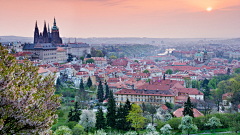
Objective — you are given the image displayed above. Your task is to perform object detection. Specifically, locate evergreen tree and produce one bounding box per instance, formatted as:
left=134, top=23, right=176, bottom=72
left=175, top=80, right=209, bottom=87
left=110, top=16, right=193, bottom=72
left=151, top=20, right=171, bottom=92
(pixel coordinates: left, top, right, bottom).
left=68, top=108, right=73, bottom=121
left=202, top=78, right=209, bottom=87
left=96, top=107, right=106, bottom=130
left=105, top=80, right=109, bottom=99
left=67, top=53, right=73, bottom=62
left=87, top=76, right=92, bottom=89
left=80, top=79, right=84, bottom=91
left=116, top=104, right=126, bottom=130
left=124, top=98, right=132, bottom=130
left=183, top=97, right=194, bottom=118
left=97, top=81, right=104, bottom=102
left=56, top=77, right=61, bottom=86
left=73, top=102, right=81, bottom=122
left=227, top=68, right=231, bottom=75
left=106, top=90, right=116, bottom=128
left=204, top=85, right=211, bottom=100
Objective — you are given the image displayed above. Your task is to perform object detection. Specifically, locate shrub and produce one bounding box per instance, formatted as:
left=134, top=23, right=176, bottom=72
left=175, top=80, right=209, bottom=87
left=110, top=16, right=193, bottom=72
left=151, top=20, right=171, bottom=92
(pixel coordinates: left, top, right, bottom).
left=160, top=124, right=172, bottom=135
left=65, top=121, right=78, bottom=129
left=58, top=110, right=65, bottom=118
left=94, top=129, right=107, bottom=135
left=156, top=120, right=165, bottom=129
left=167, top=117, right=181, bottom=132
left=193, top=116, right=205, bottom=130
left=124, top=131, right=138, bottom=135
left=54, top=126, right=72, bottom=135
left=72, top=124, right=85, bottom=135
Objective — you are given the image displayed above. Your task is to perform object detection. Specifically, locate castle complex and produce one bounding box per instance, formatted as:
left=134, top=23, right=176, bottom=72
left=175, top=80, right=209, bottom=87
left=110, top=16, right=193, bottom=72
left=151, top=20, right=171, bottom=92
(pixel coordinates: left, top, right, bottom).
left=34, top=17, right=62, bottom=44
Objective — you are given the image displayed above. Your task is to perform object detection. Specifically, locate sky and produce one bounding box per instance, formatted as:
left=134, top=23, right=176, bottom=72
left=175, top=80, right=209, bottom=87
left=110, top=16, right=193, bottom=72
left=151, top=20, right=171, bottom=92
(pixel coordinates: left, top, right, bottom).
left=0, top=0, right=240, bottom=38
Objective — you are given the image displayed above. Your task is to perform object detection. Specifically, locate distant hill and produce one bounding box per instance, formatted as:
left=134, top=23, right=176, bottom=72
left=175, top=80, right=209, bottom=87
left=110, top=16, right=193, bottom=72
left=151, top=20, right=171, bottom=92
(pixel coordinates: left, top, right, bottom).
left=0, top=36, right=236, bottom=45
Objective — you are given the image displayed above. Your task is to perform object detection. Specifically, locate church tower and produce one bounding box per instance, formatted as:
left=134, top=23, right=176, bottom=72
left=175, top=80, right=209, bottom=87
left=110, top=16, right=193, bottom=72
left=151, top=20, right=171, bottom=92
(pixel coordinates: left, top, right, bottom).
left=34, top=21, right=39, bottom=43
left=51, top=17, right=62, bottom=44
left=203, top=48, right=208, bottom=62
left=42, top=21, right=49, bottom=43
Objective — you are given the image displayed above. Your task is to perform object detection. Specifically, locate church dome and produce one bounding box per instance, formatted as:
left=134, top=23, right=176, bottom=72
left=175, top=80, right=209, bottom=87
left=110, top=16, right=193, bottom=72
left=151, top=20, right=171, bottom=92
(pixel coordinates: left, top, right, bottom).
left=195, top=53, right=203, bottom=57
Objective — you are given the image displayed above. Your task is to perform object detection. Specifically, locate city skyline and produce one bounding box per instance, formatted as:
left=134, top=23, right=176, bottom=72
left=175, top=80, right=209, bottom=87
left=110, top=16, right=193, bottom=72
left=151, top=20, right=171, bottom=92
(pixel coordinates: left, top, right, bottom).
left=0, top=0, right=239, bottom=38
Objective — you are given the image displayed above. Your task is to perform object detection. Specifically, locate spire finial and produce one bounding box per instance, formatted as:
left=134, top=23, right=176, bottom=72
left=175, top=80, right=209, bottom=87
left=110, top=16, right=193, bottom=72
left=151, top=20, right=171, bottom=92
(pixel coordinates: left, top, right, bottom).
left=54, top=17, right=56, bottom=26
left=35, top=20, right=38, bottom=28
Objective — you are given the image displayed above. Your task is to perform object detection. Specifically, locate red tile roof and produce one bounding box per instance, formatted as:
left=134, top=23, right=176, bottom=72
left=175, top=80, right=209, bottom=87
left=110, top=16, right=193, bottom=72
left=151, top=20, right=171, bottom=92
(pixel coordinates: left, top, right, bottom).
left=15, top=51, right=33, bottom=57
left=173, top=108, right=204, bottom=117
left=115, top=89, right=174, bottom=97
left=161, top=104, right=168, bottom=111
left=57, top=47, right=66, bottom=52
left=175, top=88, right=204, bottom=95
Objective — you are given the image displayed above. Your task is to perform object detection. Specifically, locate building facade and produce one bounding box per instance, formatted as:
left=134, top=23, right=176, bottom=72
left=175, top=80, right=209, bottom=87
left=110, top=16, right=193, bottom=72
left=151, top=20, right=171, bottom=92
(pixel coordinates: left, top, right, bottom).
left=23, top=43, right=57, bottom=63
left=56, top=47, right=67, bottom=63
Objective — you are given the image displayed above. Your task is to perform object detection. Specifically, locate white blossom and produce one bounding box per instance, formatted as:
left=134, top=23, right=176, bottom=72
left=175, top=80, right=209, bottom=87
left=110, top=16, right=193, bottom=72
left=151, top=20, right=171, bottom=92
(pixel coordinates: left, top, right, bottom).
left=94, top=129, right=107, bottom=135
left=53, top=126, right=72, bottom=135
left=178, top=115, right=198, bottom=134
left=143, top=124, right=159, bottom=135
left=124, top=131, right=138, bottom=135
left=160, top=124, right=172, bottom=135
left=79, top=110, right=96, bottom=131
left=205, top=117, right=222, bottom=127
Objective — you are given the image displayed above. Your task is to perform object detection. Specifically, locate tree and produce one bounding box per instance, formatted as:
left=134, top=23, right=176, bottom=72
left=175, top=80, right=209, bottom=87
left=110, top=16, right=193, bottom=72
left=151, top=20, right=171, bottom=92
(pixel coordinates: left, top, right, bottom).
left=184, top=77, right=191, bottom=88
left=0, top=45, right=61, bottom=134
left=116, top=104, right=126, bottom=130
left=56, top=77, right=61, bottom=86
left=110, top=54, right=117, bottom=59
left=72, top=124, right=85, bottom=135
left=97, top=81, right=104, bottom=102
left=105, top=81, right=109, bottom=99
left=143, top=70, right=149, bottom=73
left=183, top=97, right=194, bottom=118
left=235, top=68, right=240, bottom=74
left=160, top=124, right=172, bottom=135
left=79, top=110, right=96, bottom=132
left=72, top=102, right=81, bottom=122
left=144, top=124, right=159, bottom=135
left=86, top=54, right=91, bottom=58
left=106, top=90, right=116, bottom=128
left=202, top=78, right=209, bottom=87
left=165, top=102, right=174, bottom=109
left=145, top=104, right=157, bottom=125
left=126, top=104, right=146, bottom=131
left=54, top=126, right=72, bottom=135
left=205, top=117, right=222, bottom=133
left=86, top=58, right=94, bottom=63
left=227, top=68, right=231, bottom=75
left=134, top=60, right=139, bottom=63
left=77, top=79, right=88, bottom=109
left=211, top=89, right=223, bottom=111
left=230, top=91, right=240, bottom=111
left=208, top=78, right=217, bottom=89
left=178, top=115, right=198, bottom=135
left=67, top=53, right=73, bottom=62
left=87, top=77, right=92, bottom=89
left=80, top=56, right=84, bottom=62
left=204, top=85, right=211, bottom=100
left=124, top=98, right=132, bottom=130
left=165, top=69, right=173, bottom=74
left=96, top=107, right=106, bottom=130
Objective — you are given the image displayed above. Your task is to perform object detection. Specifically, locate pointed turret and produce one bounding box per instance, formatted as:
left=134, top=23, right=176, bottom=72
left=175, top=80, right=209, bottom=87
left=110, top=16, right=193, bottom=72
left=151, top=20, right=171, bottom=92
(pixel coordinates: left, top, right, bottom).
left=52, top=17, right=58, bottom=30
left=34, top=20, right=39, bottom=44
left=43, top=20, right=48, bottom=38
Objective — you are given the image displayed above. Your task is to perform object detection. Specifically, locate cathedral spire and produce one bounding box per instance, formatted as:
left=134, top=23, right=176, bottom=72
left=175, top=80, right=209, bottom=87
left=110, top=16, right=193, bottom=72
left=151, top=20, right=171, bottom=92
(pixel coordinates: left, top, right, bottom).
left=35, top=20, right=38, bottom=28
left=48, top=23, right=50, bottom=32
left=54, top=17, right=56, bottom=26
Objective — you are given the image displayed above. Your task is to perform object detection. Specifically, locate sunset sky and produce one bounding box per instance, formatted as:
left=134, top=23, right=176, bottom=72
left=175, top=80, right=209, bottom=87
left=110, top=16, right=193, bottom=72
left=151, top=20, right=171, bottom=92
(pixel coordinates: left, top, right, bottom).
left=0, top=0, right=239, bottom=38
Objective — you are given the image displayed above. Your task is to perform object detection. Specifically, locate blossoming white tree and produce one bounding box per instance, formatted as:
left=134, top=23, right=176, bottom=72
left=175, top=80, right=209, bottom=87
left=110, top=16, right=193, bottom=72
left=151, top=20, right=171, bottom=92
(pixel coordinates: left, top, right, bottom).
left=143, top=124, right=159, bottom=135
left=0, top=45, right=61, bottom=134
left=205, top=117, right=222, bottom=133
left=93, top=129, right=107, bottom=135
left=54, top=126, right=72, bottom=135
left=160, top=124, right=172, bottom=135
left=124, top=131, right=138, bottom=135
left=79, top=110, right=96, bottom=132
left=178, top=115, right=198, bottom=135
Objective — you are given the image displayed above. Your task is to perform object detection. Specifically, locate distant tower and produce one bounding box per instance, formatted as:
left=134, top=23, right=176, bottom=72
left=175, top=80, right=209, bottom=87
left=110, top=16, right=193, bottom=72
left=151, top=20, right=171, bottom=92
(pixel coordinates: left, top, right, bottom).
left=48, top=23, right=51, bottom=42
left=163, top=73, right=165, bottom=80
left=34, top=21, right=39, bottom=43
left=42, top=21, right=49, bottom=43
left=51, top=17, right=62, bottom=44
left=203, top=48, right=208, bottom=62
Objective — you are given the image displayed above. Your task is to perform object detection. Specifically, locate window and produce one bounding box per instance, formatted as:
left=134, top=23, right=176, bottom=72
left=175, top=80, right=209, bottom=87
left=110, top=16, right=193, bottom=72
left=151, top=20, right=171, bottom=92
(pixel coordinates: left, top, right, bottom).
left=121, top=98, right=123, bottom=101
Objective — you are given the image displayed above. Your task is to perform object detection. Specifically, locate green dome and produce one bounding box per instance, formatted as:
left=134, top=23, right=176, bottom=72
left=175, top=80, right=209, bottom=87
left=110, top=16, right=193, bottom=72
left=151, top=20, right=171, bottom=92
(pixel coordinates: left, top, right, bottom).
left=195, top=53, right=203, bottom=57
left=204, top=49, right=207, bottom=53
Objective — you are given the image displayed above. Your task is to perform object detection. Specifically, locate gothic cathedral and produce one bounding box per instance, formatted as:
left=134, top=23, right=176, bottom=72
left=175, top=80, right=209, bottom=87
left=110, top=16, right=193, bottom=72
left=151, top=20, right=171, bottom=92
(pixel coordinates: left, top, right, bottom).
left=34, top=17, right=62, bottom=44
